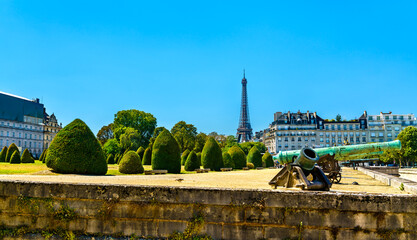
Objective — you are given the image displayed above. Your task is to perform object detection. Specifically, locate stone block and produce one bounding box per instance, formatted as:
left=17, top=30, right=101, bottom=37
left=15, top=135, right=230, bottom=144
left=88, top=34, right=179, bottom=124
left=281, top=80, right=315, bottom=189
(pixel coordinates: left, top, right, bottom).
left=222, top=225, right=264, bottom=240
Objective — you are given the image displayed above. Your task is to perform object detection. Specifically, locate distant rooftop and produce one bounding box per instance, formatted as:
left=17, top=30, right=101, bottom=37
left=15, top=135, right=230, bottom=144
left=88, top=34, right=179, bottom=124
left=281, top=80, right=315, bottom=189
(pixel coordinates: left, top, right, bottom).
left=0, top=91, right=33, bottom=102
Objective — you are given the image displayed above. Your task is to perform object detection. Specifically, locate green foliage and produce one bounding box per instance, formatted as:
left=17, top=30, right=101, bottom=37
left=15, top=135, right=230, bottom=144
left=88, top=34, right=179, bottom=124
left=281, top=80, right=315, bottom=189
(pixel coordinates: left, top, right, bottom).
left=142, top=147, right=152, bottom=165
left=196, top=152, right=202, bottom=167
left=45, top=118, right=107, bottom=175
left=151, top=129, right=181, bottom=173
left=398, top=126, right=417, bottom=166
left=201, top=137, right=223, bottom=171
left=119, top=127, right=141, bottom=152
left=39, top=149, right=47, bottom=163
left=6, top=143, right=19, bottom=162
left=247, top=146, right=262, bottom=168
left=222, top=135, right=238, bottom=152
left=181, top=149, right=191, bottom=165
left=171, top=121, right=198, bottom=152
left=239, top=142, right=266, bottom=154
left=102, top=138, right=120, bottom=157
left=380, top=148, right=401, bottom=164
left=148, top=127, right=167, bottom=150
left=136, top=146, right=145, bottom=159
left=21, top=149, right=35, bottom=163
left=194, top=133, right=207, bottom=153
left=228, top=145, right=247, bottom=169
left=106, top=154, right=115, bottom=164
left=10, top=150, right=21, bottom=164
left=96, top=123, right=113, bottom=145
left=399, top=183, right=404, bottom=191
left=336, top=114, right=342, bottom=122
left=262, top=152, right=274, bottom=168
left=247, top=162, right=255, bottom=169
left=118, top=151, right=144, bottom=174
left=0, top=146, right=7, bottom=162
left=222, top=152, right=234, bottom=168
left=184, top=150, right=199, bottom=171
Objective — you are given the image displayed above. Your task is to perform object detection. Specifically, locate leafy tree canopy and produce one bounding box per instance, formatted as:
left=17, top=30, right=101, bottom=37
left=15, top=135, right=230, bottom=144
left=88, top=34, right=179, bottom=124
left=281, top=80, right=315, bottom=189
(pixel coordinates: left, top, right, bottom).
left=120, top=127, right=141, bottom=152
left=194, top=132, right=208, bottom=153
left=171, top=121, right=197, bottom=152
left=102, top=138, right=121, bottom=157
left=336, top=114, right=342, bottom=122
left=239, top=142, right=266, bottom=155
left=96, top=123, right=113, bottom=145
left=149, top=127, right=167, bottom=149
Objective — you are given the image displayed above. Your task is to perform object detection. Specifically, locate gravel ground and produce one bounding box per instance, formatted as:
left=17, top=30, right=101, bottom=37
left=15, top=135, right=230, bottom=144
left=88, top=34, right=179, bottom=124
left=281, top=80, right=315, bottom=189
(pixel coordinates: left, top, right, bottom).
left=0, top=167, right=409, bottom=195
left=399, top=168, right=417, bottom=182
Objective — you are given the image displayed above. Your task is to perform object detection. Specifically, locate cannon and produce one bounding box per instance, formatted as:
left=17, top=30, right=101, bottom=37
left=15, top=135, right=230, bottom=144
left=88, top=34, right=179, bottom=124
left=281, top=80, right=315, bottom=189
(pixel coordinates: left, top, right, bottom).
left=269, top=140, right=401, bottom=190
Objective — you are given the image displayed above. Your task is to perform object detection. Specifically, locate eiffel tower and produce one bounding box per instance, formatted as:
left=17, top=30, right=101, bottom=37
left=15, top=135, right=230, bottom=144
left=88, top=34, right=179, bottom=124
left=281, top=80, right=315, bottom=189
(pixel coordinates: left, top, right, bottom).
left=236, top=70, right=253, bottom=143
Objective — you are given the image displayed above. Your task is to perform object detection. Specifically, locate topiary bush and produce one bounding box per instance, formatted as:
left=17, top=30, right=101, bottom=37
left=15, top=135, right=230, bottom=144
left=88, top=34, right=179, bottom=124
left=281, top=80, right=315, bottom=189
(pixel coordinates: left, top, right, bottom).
left=247, top=146, right=262, bottom=168
left=6, top=143, right=19, bottom=163
left=247, top=162, right=255, bottom=169
left=136, top=146, right=145, bottom=160
left=142, top=147, right=152, bottom=165
left=222, top=152, right=235, bottom=169
left=262, top=152, right=274, bottom=168
left=45, top=118, right=107, bottom=175
left=196, top=152, right=202, bottom=167
left=184, top=150, right=199, bottom=171
left=201, top=137, right=223, bottom=171
left=39, top=149, right=47, bottom=163
left=107, top=154, right=115, bottom=164
left=118, top=151, right=144, bottom=174
left=228, top=145, right=246, bottom=169
left=0, top=146, right=7, bottom=162
left=9, top=150, right=21, bottom=164
left=181, top=149, right=190, bottom=165
left=151, top=129, right=181, bottom=173
left=21, top=149, right=35, bottom=163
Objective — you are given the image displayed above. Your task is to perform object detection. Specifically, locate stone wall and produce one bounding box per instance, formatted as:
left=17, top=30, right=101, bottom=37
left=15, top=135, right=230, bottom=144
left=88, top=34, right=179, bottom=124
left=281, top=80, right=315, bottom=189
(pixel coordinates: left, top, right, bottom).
left=0, top=179, right=416, bottom=239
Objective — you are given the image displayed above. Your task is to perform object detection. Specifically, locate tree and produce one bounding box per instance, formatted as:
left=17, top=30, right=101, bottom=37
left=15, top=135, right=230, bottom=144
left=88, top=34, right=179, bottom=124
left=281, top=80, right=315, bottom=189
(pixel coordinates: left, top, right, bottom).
left=181, top=149, right=191, bottom=165
left=148, top=127, right=167, bottom=150
left=96, top=123, right=113, bottom=145
left=119, top=151, right=144, bottom=174
left=151, top=129, right=181, bottom=173
left=142, top=147, right=152, bottom=165
left=0, top=146, right=7, bottom=162
left=184, top=150, right=199, bottom=171
left=136, top=146, right=145, bottom=159
left=120, top=127, right=141, bottom=152
left=228, top=145, right=246, bottom=169
left=107, top=154, right=115, bottom=164
left=239, top=142, right=266, bottom=155
left=336, top=114, right=342, bottom=122
left=102, top=138, right=121, bottom=158
left=112, top=109, right=157, bottom=148
left=21, top=149, right=35, bottom=163
left=201, top=137, right=223, bottom=171
left=397, top=126, right=417, bottom=166
left=380, top=149, right=401, bottom=165
left=194, top=133, right=208, bottom=153
left=262, top=152, right=274, bottom=168
left=171, top=121, right=197, bottom=152
left=247, top=146, right=262, bottom=168
left=222, top=152, right=235, bottom=168
left=39, top=149, right=48, bottom=163
left=45, top=119, right=107, bottom=175
left=9, top=150, right=21, bottom=164
left=6, top=143, right=19, bottom=163
left=222, top=135, right=238, bottom=152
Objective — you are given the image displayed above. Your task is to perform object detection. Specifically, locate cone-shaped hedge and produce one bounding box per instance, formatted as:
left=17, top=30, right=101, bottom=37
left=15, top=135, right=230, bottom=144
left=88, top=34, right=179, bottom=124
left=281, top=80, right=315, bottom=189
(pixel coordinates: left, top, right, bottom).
left=196, top=152, right=202, bottom=167
left=45, top=119, right=107, bottom=175
left=142, top=148, right=152, bottom=165
left=107, top=154, right=115, bottom=164
left=119, top=151, right=144, bottom=174
left=136, top=146, right=145, bottom=160
left=201, top=137, right=223, bottom=171
left=228, top=145, right=246, bottom=169
left=10, top=150, right=21, bottom=164
left=184, top=150, right=199, bottom=171
left=222, top=152, right=235, bottom=168
left=0, top=146, right=7, bottom=162
left=151, top=129, right=181, bottom=173
left=262, top=152, right=274, bottom=168
left=247, top=146, right=262, bottom=168
left=6, top=143, right=19, bottom=163
left=39, top=149, right=47, bottom=163
left=181, top=149, right=190, bottom=165
left=21, top=149, right=35, bottom=163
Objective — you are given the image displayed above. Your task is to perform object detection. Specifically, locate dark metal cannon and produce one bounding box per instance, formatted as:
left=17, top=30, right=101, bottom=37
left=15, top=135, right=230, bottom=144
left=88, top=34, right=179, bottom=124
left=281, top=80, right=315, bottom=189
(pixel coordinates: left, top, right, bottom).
left=269, top=140, right=401, bottom=190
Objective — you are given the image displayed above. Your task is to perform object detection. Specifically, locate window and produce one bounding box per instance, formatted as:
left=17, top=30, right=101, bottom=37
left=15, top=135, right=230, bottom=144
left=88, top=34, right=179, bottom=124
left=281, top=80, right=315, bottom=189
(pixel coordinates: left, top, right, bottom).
left=369, top=116, right=373, bottom=120
left=325, top=125, right=329, bottom=130
left=362, top=137, right=366, bottom=142
left=349, top=125, right=353, bottom=130
left=371, top=133, right=376, bottom=137
left=356, top=132, right=360, bottom=136
left=356, top=125, right=359, bottom=130
left=326, top=133, right=330, bottom=137
left=337, top=125, right=341, bottom=130
left=326, top=138, right=329, bottom=143
left=395, top=127, right=400, bottom=131
left=320, top=138, right=323, bottom=142
left=356, top=137, right=360, bottom=142
left=387, top=133, right=392, bottom=137
left=377, top=116, right=380, bottom=120
left=362, top=132, right=366, bottom=136
left=343, top=125, right=347, bottom=130
left=331, top=125, right=335, bottom=130
left=305, top=137, right=308, bottom=141
left=379, top=133, right=384, bottom=137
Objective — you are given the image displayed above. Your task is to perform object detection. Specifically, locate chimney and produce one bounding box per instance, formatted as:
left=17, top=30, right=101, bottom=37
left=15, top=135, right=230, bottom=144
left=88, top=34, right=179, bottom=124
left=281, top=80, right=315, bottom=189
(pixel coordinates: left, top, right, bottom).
left=307, top=110, right=310, bottom=120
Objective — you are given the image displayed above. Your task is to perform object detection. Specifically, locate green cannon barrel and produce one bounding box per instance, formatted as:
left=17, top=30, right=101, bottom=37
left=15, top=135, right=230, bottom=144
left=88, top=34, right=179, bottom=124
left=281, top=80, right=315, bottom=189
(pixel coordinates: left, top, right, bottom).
left=274, top=140, right=401, bottom=164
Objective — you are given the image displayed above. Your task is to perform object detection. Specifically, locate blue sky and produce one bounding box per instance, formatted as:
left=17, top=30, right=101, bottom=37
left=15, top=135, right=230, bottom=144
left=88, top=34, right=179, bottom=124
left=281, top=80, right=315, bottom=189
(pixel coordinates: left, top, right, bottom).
left=1, top=1, right=416, bottom=136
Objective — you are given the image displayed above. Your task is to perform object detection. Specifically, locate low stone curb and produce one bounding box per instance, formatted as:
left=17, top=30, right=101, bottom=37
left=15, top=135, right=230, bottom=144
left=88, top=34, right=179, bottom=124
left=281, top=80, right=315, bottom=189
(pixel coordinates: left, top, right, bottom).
left=358, top=167, right=417, bottom=194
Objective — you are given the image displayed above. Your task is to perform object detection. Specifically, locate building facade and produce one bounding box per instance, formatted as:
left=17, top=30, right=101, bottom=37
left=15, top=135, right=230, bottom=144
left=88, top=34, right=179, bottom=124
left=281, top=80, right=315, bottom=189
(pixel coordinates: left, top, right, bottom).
left=257, top=110, right=416, bottom=154
left=0, top=92, right=62, bottom=158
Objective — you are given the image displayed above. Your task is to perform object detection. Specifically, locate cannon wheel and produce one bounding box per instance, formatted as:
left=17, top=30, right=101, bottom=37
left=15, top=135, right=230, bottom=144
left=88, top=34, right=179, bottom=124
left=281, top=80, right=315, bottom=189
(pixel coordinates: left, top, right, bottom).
left=329, top=172, right=342, bottom=184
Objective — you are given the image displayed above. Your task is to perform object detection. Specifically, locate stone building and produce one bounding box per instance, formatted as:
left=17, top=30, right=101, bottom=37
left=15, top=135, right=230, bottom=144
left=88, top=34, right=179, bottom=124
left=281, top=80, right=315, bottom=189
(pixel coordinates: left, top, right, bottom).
left=43, top=113, right=62, bottom=149
left=367, top=112, right=416, bottom=142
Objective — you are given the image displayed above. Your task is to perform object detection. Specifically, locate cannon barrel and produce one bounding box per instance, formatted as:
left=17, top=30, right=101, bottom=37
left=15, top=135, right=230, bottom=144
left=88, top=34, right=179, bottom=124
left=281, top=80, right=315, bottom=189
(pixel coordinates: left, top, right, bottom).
left=274, top=140, right=401, bottom=165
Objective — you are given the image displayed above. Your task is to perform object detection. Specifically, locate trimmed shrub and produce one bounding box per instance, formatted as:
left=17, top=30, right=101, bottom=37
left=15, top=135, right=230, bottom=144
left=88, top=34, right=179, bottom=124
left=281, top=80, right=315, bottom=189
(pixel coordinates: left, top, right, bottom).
left=184, top=150, right=199, bottom=171
left=0, top=146, right=7, bottom=162
left=228, top=145, right=246, bottom=169
left=142, top=148, right=152, bottom=165
left=136, top=146, right=145, bottom=160
left=247, top=146, right=262, bottom=168
left=45, top=118, right=107, bottom=175
left=262, top=152, right=274, bottom=168
left=247, top=162, right=255, bottom=169
left=201, top=137, right=223, bottom=171
left=107, top=154, right=115, bottom=164
left=119, top=151, right=144, bottom=174
left=39, top=149, right=47, bottom=163
left=151, top=129, right=181, bottom=174
left=181, top=149, right=190, bottom=165
left=222, top=152, right=235, bottom=169
left=21, top=149, right=35, bottom=163
left=196, top=152, right=202, bottom=167
left=10, top=150, right=21, bottom=164
left=6, top=143, right=19, bottom=163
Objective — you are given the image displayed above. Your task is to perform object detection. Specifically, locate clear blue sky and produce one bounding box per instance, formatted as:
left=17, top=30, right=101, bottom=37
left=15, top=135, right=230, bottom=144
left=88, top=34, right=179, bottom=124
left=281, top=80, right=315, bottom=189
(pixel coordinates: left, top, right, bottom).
left=1, top=1, right=416, bottom=136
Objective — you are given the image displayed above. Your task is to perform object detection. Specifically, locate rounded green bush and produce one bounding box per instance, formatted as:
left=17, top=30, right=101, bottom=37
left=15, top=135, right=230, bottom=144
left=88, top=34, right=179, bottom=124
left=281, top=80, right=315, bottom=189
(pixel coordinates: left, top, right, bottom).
left=151, top=129, right=181, bottom=173
left=184, top=150, right=199, bottom=171
left=222, top=152, right=235, bottom=168
left=247, top=162, right=255, bottom=169
left=9, top=150, right=21, bottom=164
left=201, top=137, right=223, bottom=171
left=45, top=118, right=107, bottom=175
left=181, top=149, right=190, bottom=165
left=247, top=146, right=262, bottom=168
left=262, top=152, right=274, bottom=168
left=142, top=147, right=152, bottom=165
left=6, top=143, right=19, bottom=163
left=0, top=146, right=7, bottom=162
left=196, top=152, right=202, bottom=167
left=21, top=149, right=35, bottom=163
left=107, top=154, right=115, bottom=164
left=136, top=146, right=145, bottom=160
left=119, top=151, right=144, bottom=174
left=39, top=149, right=48, bottom=163
left=228, top=145, right=246, bottom=169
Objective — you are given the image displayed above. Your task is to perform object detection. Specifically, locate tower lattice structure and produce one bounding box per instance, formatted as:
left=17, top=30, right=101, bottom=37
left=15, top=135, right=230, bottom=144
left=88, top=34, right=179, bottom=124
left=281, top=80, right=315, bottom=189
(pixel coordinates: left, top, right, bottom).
left=236, top=71, right=253, bottom=143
